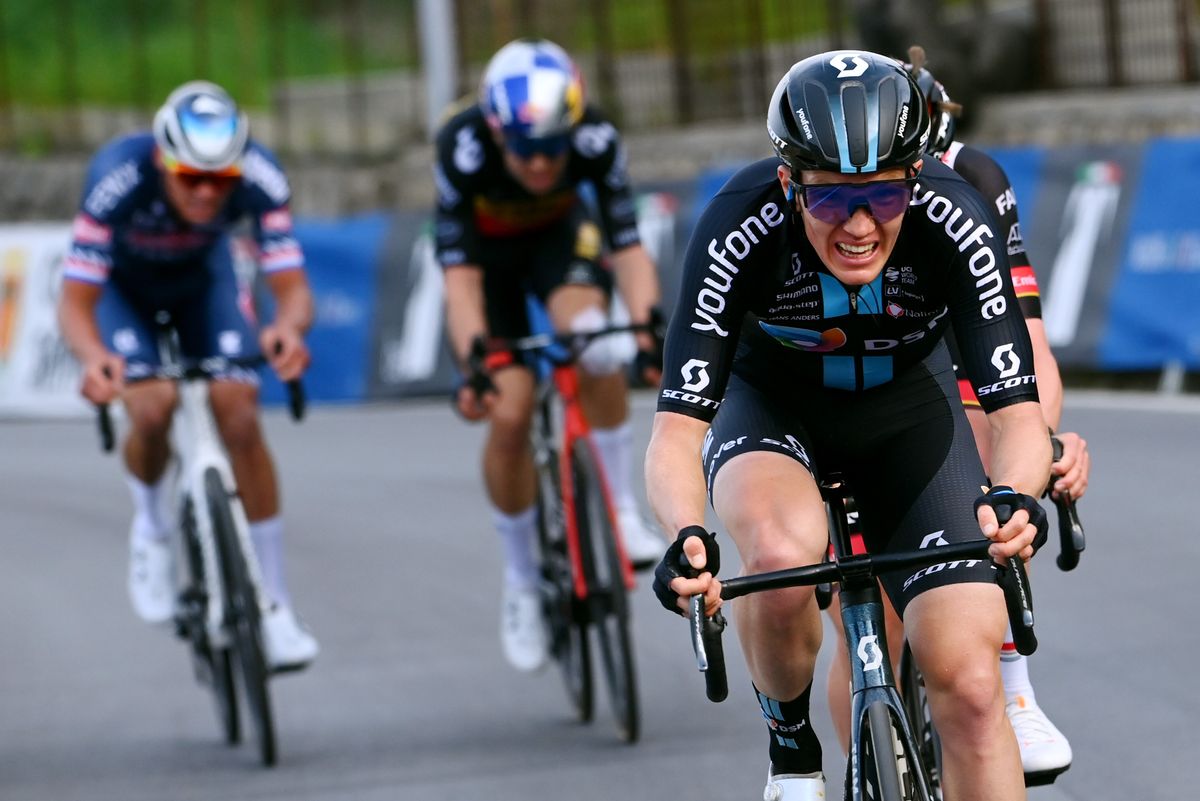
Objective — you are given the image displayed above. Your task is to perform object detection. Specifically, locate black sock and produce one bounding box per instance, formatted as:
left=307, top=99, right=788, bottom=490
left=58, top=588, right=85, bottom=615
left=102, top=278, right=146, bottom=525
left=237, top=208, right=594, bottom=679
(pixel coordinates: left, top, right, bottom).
left=756, top=682, right=823, bottom=775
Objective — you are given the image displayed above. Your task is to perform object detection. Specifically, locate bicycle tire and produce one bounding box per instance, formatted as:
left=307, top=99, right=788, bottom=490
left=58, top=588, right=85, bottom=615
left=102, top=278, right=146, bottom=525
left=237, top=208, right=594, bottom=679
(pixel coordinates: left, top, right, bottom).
left=571, top=439, right=640, bottom=743
left=180, top=496, right=239, bottom=745
left=861, top=700, right=908, bottom=801
left=900, top=643, right=944, bottom=800
left=206, top=468, right=277, bottom=767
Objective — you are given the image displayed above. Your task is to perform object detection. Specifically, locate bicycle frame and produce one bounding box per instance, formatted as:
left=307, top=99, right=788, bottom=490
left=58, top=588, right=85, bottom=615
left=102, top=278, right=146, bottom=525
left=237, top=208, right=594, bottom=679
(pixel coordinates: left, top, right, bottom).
left=532, top=354, right=635, bottom=601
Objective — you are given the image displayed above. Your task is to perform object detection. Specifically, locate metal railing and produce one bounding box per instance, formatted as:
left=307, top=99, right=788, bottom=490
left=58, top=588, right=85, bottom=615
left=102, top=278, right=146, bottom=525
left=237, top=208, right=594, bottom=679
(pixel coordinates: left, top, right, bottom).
left=0, top=0, right=1195, bottom=158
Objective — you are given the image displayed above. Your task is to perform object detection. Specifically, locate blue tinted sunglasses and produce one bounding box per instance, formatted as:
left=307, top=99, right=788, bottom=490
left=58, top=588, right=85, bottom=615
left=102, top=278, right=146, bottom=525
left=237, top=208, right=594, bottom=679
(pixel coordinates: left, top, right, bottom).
left=505, top=132, right=571, bottom=160
left=797, top=175, right=918, bottom=225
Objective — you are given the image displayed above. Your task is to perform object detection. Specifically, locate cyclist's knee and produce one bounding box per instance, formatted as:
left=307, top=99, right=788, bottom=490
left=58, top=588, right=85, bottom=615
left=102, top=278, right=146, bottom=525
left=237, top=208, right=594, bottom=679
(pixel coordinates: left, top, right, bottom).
left=210, top=385, right=263, bottom=451
left=919, top=646, right=1002, bottom=740
left=123, top=382, right=176, bottom=437
left=570, top=306, right=634, bottom=377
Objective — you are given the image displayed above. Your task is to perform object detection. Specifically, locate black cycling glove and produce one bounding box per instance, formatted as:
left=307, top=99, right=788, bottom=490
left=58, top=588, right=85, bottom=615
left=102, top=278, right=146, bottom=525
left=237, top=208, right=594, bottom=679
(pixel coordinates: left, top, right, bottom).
left=973, top=485, right=1049, bottom=554
left=632, top=306, right=665, bottom=384
left=652, top=525, right=720, bottom=615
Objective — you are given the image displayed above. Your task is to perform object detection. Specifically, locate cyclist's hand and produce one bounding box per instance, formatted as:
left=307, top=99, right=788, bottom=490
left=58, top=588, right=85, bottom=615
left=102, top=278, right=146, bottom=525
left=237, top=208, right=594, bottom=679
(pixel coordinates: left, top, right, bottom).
left=633, top=306, right=665, bottom=387
left=652, top=525, right=721, bottom=617
left=81, top=352, right=125, bottom=405
left=1049, top=432, right=1089, bottom=500
left=260, top=324, right=310, bottom=382
left=974, top=485, right=1049, bottom=564
left=453, top=335, right=507, bottom=421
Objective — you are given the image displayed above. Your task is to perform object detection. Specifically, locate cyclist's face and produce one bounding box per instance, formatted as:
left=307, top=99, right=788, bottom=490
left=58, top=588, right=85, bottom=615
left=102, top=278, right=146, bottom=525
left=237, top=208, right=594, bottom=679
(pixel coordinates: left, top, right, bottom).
left=781, top=162, right=919, bottom=287
left=498, top=134, right=570, bottom=195
left=161, top=165, right=239, bottom=225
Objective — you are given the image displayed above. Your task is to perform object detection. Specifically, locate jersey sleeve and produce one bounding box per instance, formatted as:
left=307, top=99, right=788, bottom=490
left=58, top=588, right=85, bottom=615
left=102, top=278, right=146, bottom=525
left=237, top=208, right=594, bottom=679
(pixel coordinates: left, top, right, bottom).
left=64, top=143, right=142, bottom=285
left=939, top=177, right=1040, bottom=412
left=432, top=117, right=484, bottom=268
left=572, top=111, right=641, bottom=253
left=657, top=189, right=780, bottom=422
left=241, top=144, right=305, bottom=274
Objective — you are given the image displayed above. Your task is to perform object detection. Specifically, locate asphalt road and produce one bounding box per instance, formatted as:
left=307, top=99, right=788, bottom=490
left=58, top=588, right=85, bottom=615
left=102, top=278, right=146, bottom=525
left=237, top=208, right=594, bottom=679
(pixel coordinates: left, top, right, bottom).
left=2, top=390, right=1195, bottom=800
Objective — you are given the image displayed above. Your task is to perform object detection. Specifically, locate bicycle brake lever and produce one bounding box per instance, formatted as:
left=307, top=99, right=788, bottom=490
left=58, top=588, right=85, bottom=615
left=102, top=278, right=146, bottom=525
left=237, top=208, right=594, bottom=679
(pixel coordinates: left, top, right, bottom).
left=690, top=595, right=729, bottom=702
left=1053, top=492, right=1085, bottom=571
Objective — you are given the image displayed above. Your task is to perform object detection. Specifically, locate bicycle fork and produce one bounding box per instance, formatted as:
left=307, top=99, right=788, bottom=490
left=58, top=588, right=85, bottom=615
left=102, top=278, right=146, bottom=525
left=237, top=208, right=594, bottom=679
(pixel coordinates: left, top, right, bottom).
left=841, top=581, right=935, bottom=801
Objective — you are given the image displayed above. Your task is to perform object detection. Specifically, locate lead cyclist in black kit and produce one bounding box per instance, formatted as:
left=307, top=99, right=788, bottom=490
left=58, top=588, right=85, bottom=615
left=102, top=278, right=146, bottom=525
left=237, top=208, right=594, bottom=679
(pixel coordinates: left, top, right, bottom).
left=648, top=51, right=1050, bottom=800
left=821, top=46, right=1091, bottom=786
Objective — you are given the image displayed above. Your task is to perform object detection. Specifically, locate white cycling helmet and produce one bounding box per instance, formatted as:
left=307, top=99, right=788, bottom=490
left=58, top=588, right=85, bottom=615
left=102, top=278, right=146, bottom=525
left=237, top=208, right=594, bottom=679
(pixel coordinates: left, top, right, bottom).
left=152, top=80, right=249, bottom=173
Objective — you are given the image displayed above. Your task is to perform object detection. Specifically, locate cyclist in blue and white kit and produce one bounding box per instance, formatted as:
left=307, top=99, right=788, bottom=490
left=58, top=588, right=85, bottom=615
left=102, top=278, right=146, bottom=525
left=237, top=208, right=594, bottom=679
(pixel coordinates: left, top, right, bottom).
left=648, top=52, right=1050, bottom=800
left=57, top=81, right=318, bottom=671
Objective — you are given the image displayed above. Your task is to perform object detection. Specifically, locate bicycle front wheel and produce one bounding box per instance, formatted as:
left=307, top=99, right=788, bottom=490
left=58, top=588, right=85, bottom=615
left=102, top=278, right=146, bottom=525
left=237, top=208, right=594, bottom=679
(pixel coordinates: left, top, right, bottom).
left=206, top=468, right=277, bottom=767
left=180, top=497, right=239, bottom=745
left=571, top=439, right=639, bottom=743
left=536, top=452, right=593, bottom=723
left=900, top=643, right=944, bottom=800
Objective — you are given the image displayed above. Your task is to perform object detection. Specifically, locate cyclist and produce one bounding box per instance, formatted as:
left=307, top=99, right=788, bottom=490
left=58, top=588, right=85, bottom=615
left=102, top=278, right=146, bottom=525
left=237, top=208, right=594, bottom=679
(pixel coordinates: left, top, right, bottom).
left=434, top=39, right=665, bottom=672
left=57, top=80, right=318, bottom=671
left=648, top=51, right=1050, bottom=800
left=821, top=46, right=1090, bottom=784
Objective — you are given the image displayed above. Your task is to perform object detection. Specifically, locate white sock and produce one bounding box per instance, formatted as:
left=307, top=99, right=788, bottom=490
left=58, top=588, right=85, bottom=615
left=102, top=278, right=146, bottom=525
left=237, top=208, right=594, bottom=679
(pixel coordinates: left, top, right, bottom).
left=125, top=470, right=172, bottom=543
left=250, top=515, right=289, bottom=607
left=1000, top=624, right=1036, bottom=703
left=493, top=506, right=540, bottom=590
left=590, top=421, right=635, bottom=513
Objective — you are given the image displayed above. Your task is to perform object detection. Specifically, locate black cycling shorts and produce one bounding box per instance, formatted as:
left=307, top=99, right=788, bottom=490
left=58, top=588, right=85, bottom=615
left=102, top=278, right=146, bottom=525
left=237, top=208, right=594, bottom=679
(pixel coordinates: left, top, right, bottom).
left=476, top=202, right=613, bottom=340
left=700, top=341, right=997, bottom=615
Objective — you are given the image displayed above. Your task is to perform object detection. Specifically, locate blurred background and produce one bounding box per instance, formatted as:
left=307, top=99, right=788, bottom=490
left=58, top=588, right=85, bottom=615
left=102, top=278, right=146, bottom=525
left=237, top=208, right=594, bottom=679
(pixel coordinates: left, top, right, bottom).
left=2, top=0, right=1200, bottom=412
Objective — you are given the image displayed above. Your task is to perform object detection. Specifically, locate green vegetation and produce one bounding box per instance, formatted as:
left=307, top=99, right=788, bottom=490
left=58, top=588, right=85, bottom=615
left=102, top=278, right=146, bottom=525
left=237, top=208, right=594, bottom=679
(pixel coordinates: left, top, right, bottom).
left=0, top=0, right=419, bottom=109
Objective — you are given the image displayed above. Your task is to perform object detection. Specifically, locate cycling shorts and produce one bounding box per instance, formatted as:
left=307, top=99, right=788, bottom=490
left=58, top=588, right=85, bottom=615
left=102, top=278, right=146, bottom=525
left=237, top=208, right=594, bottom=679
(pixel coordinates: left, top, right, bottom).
left=476, top=202, right=613, bottom=340
left=96, top=238, right=260, bottom=383
left=699, top=342, right=997, bottom=616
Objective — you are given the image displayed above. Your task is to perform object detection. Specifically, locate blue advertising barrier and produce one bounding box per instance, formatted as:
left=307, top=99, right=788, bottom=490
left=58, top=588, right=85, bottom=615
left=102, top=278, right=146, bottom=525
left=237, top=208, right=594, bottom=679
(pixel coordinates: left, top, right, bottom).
left=258, top=212, right=388, bottom=405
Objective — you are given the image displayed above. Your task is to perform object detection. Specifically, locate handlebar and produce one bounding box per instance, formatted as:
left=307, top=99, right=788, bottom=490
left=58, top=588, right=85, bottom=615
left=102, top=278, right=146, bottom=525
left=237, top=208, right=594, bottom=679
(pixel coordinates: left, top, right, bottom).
left=1048, top=436, right=1085, bottom=571
left=470, top=321, right=661, bottom=370
left=92, top=355, right=305, bottom=454
left=688, top=513, right=1040, bottom=702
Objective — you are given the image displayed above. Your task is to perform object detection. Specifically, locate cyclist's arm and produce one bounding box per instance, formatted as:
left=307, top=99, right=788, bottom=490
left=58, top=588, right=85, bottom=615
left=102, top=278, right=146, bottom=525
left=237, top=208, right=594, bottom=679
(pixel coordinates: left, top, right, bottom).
left=608, top=243, right=661, bottom=350
left=58, top=278, right=125, bottom=403
left=264, top=268, right=313, bottom=336
left=645, top=411, right=710, bottom=534
left=985, top=401, right=1053, bottom=499
left=443, top=265, right=488, bottom=367
left=1027, top=317, right=1062, bottom=431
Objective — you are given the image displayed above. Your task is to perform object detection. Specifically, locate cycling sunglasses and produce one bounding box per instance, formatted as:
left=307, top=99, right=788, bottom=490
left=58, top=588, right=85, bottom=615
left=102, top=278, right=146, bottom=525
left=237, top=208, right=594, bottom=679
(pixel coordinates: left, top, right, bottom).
left=504, top=132, right=571, bottom=160
left=173, top=171, right=241, bottom=191
left=797, top=175, right=918, bottom=225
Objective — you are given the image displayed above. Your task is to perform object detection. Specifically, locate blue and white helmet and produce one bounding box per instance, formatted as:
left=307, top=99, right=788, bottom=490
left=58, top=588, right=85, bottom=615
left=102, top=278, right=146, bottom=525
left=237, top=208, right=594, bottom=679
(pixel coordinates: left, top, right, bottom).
left=479, top=39, right=584, bottom=156
left=152, top=80, right=249, bottom=173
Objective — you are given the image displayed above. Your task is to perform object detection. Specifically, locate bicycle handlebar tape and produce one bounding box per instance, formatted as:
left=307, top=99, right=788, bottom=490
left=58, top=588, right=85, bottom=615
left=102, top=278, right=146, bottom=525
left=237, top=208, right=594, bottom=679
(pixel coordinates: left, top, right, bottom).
left=286, top=380, right=306, bottom=422
left=97, top=404, right=115, bottom=453
left=982, top=490, right=1038, bottom=655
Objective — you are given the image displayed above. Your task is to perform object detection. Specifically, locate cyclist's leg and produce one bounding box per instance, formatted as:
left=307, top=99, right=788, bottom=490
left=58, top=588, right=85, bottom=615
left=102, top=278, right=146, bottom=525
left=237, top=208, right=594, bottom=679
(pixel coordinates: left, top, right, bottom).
left=97, top=284, right=181, bottom=622
left=963, top=405, right=1072, bottom=777
left=703, top=377, right=828, bottom=790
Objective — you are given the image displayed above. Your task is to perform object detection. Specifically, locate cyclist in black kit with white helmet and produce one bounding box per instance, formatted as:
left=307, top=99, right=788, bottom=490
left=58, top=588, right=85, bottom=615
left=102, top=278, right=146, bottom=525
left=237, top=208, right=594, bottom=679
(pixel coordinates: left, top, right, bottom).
left=648, top=51, right=1050, bottom=800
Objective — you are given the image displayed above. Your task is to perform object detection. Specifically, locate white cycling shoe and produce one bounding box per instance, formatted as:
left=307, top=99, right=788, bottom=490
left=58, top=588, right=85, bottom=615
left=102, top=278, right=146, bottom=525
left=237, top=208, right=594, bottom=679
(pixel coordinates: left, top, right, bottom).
left=1007, top=695, right=1072, bottom=782
left=500, top=585, right=548, bottom=672
left=763, top=768, right=826, bottom=801
left=617, top=506, right=667, bottom=570
left=261, top=604, right=319, bottom=672
left=128, top=534, right=175, bottom=624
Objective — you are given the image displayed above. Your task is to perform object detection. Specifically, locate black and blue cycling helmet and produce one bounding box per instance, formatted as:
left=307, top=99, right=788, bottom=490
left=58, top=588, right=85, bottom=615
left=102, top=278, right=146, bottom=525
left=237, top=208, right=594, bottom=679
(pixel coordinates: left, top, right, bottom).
left=767, top=50, right=930, bottom=174
left=904, top=45, right=962, bottom=156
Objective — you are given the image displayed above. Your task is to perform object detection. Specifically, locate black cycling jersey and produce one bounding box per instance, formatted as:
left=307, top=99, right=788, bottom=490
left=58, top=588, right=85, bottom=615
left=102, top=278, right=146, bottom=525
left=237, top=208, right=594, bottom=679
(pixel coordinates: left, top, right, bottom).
left=433, top=103, right=641, bottom=267
left=658, top=157, right=1039, bottom=420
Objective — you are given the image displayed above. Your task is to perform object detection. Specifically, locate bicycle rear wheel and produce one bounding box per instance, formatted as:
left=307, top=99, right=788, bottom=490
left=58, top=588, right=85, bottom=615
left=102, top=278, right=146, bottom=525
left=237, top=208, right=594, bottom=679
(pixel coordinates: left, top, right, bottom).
left=206, top=468, right=277, bottom=767
left=571, top=439, right=639, bottom=743
left=536, top=449, right=593, bottom=723
left=900, top=643, right=944, bottom=800
left=179, top=496, right=239, bottom=744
